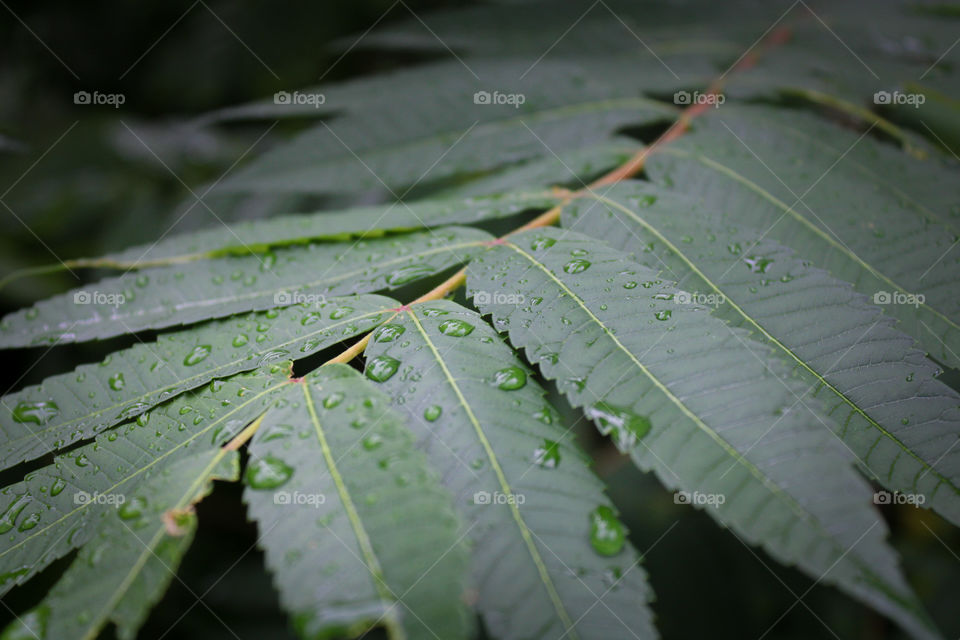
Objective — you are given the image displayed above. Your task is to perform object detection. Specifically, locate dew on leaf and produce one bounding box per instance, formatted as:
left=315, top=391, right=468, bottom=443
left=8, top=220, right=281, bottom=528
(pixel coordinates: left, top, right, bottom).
left=108, top=372, right=125, bottom=391
left=365, top=356, right=401, bottom=382
left=589, top=505, right=626, bottom=556
left=533, top=439, right=561, bottom=468
left=386, top=264, right=435, bottom=286
left=493, top=367, right=527, bottom=390
left=438, top=319, right=474, bottom=337
left=424, top=405, right=442, bottom=421
left=563, top=259, right=591, bottom=274
left=183, top=345, right=212, bottom=366
left=586, top=402, right=652, bottom=449
left=118, top=496, right=147, bottom=520
left=373, top=324, right=406, bottom=343
left=530, top=236, right=556, bottom=251
left=246, top=456, right=294, bottom=490
left=323, top=392, right=344, bottom=409
left=11, top=401, right=60, bottom=425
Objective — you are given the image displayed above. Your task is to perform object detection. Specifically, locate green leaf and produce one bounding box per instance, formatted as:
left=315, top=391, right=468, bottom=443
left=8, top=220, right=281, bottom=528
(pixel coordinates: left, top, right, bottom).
left=563, top=181, right=960, bottom=527
left=0, top=365, right=291, bottom=596
left=2, top=446, right=239, bottom=640
left=217, top=92, right=676, bottom=195
left=244, top=364, right=471, bottom=640
left=0, top=227, right=490, bottom=347
left=644, top=105, right=960, bottom=366
left=76, top=190, right=559, bottom=269
left=363, top=300, right=656, bottom=640
left=467, top=227, right=938, bottom=640
left=0, top=294, right=397, bottom=467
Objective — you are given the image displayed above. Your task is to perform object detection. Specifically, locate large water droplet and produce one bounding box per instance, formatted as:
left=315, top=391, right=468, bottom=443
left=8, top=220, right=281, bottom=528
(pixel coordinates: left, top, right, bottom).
left=373, top=324, right=406, bottom=343
left=424, top=405, right=442, bottom=422
left=183, top=345, right=212, bottom=366
left=589, top=505, right=626, bottom=556
left=0, top=495, right=31, bottom=534
left=49, top=477, right=66, bottom=496
left=386, top=264, right=435, bottom=286
left=586, top=402, right=651, bottom=449
left=438, top=319, right=474, bottom=337
left=365, top=356, right=400, bottom=382
left=654, top=310, right=672, bottom=321
left=11, top=401, right=60, bottom=425
left=330, top=306, right=353, bottom=320
left=563, top=259, right=591, bottom=274
left=533, top=439, right=561, bottom=468
left=323, top=392, right=344, bottom=409
left=744, top=255, right=773, bottom=273
left=493, top=367, right=526, bottom=390
left=232, top=333, right=249, bottom=347
left=118, top=496, right=146, bottom=520
left=108, top=372, right=125, bottom=391
left=530, top=236, right=556, bottom=251
left=246, top=456, right=294, bottom=489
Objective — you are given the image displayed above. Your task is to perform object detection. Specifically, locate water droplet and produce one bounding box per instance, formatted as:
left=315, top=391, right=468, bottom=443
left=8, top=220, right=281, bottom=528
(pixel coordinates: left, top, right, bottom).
left=493, top=367, right=526, bottom=390
left=0, top=495, right=31, bottom=534
left=16, top=512, right=39, bottom=532
left=530, top=236, right=556, bottom=251
left=744, top=255, right=774, bottom=273
left=623, top=281, right=637, bottom=289
left=183, top=345, right=212, bottom=366
left=589, top=505, right=626, bottom=556
left=365, top=356, right=400, bottom=382
left=323, top=392, right=344, bottom=409
left=232, top=333, right=249, bottom=347
left=330, top=306, right=353, bottom=320
left=108, top=372, right=125, bottom=391
left=386, top=264, right=435, bottom=286
left=246, top=456, right=294, bottom=490
left=564, top=259, right=591, bottom=274
left=49, top=478, right=66, bottom=496
left=586, top=402, right=651, bottom=449
left=533, top=440, right=561, bottom=468
left=362, top=435, right=383, bottom=451
left=118, top=496, right=146, bottom=520
left=424, top=405, right=442, bottom=421
left=11, top=400, right=60, bottom=425
left=654, top=310, right=672, bottom=321
left=438, top=319, right=474, bottom=337
left=373, top=324, right=406, bottom=343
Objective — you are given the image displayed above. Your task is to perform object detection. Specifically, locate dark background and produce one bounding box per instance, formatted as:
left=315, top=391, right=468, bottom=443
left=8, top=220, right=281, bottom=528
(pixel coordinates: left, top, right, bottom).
left=0, top=1, right=958, bottom=638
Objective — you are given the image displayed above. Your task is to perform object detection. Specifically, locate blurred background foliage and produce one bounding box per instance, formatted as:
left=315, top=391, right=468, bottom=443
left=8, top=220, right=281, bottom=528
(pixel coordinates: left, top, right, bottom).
left=0, top=1, right=958, bottom=638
